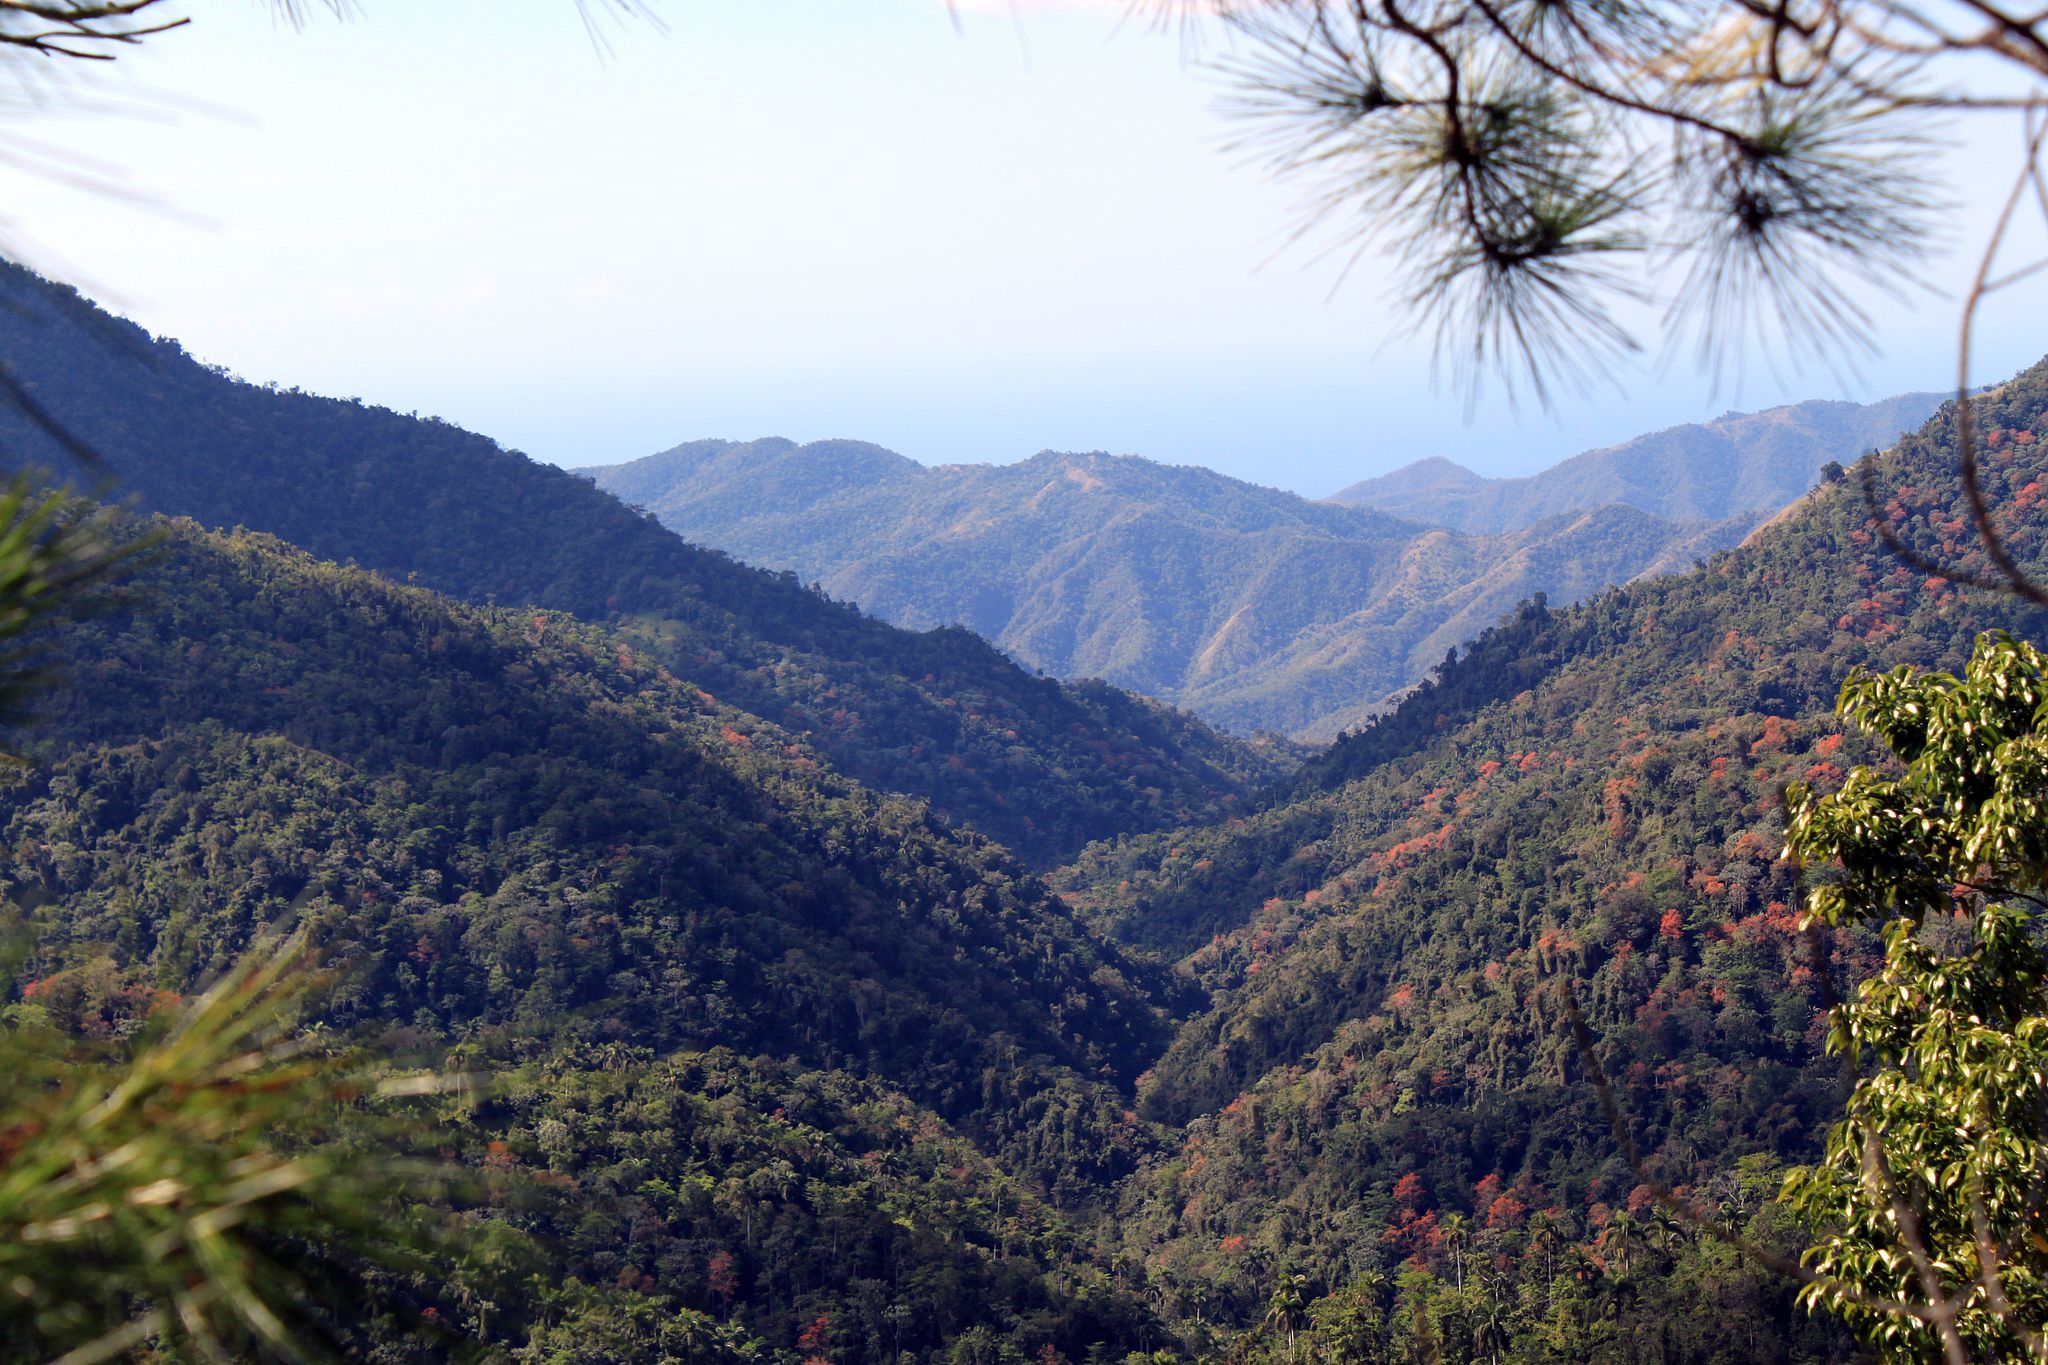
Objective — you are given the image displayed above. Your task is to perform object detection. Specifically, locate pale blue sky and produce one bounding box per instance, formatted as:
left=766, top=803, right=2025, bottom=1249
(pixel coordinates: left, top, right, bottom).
left=5, top=0, right=2039, bottom=496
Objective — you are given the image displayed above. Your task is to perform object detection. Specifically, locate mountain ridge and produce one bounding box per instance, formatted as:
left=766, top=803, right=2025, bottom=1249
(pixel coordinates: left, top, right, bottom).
left=588, top=440, right=1757, bottom=738
left=0, top=256, right=2028, bottom=1361
left=1330, top=393, right=1946, bottom=533
left=0, top=263, right=1276, bottom=864
left=1, top=517, right=1176, bottom=1356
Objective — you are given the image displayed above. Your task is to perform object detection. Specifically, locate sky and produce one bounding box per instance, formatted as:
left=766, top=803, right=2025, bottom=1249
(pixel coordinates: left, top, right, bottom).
left=3, top=0, right=2041, bottom=497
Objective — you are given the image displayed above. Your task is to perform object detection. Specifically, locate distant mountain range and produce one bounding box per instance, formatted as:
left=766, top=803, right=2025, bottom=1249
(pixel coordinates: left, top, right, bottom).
left=586, top=393, right=1939, bottom=737
left=0, top=263, right=1274, bottom=865
left=1328, top=393, right=1945, bottom=533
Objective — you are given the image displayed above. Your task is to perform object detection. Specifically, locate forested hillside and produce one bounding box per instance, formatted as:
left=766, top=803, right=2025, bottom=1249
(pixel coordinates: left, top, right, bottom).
left=590, top=440, right=1747, bottom=737
left=1329, top=392, right=1944, bottom=533
left=17, top=523, right=1172, bottom=1169
left=1, top=520, right=1176, bottom=1359
left=6, top=251, right=2041, bottom=1362
left=0, top=265, right=1272, bottom=864
left=1053, top=366, right=2048, bottom=1358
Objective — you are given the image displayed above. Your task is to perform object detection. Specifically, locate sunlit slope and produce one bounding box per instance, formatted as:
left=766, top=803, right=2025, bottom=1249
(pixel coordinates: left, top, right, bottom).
left=0, top=265, right=1273, bottom=863
left=1057, top=368, right=2048, bottom=1299
left=591, top=442, right=1753, bottom=737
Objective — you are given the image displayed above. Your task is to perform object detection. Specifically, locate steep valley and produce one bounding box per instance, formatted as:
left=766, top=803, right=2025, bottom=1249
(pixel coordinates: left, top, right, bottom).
left=1, top=258, right=2043, bottom=1362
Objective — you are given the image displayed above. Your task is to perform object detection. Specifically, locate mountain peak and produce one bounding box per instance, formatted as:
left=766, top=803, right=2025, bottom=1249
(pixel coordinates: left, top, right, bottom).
left=593, top=436, right=919, bottom=522
left=1326, top=454, right=1486, bottom=508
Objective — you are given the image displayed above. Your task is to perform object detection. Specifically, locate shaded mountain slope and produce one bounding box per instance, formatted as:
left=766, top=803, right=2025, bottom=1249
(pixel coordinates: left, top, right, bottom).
left=1331, top=392, right=1944, bottom=533
left=9, top=522, right=1173, bottom=1183
left=0, top=265, right=1272, bottom=864
left=589, top=441, right=1752, bottom=738
left=472, top=1048, right=1159, bottom=1361
left=1053, top=371, right=2048, bottom=1329
left=2, top=522, right=1172, bottom=1358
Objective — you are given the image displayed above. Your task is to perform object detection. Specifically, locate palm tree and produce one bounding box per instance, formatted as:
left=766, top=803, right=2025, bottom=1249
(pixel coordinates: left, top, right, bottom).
left=1440, top=1212, right=1471, bottom=1292
left=1473, top=1280, right=1515, bottom=1365
left=1601, top=1211, right=1645, bottom=1279
left=1526, top=1211, right=1565, bottom=1292
left=674, top=1308, right=717, bottom=1364
left=1264, top=1271, right=1310, bottom=1355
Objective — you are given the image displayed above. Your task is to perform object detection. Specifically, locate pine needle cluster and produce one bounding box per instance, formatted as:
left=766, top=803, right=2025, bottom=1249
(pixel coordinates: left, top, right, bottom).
left=1173, top=0, right=2034, bottom=400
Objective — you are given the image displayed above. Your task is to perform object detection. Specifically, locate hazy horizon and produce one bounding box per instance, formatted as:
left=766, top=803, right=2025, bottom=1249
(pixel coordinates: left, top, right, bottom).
left=568, top=385, right=1948, bottom=504
left=6, top=0, right=2038, bottom=498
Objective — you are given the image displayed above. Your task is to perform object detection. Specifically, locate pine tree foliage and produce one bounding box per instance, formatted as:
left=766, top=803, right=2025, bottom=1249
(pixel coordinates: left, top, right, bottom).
left=1173, top=0, right=2040, bottom=396
left=0, top=934, right=456, bottom=1364
left=0, top=473, right=138, bottom=737
left=0, top=483, right=455, bottom=1361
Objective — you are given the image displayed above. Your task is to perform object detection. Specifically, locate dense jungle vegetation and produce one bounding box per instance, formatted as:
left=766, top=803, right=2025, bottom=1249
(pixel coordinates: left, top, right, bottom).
left=2, top=521, right=1179, bottom=1359
left=1053, top=361, right=2048, bottom=1359
left=4, top=257, right=2047, bottom=1360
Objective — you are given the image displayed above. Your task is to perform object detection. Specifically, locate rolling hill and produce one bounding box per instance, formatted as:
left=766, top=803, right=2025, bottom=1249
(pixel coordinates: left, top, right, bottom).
left=2, top=251, right=2035, bottom=1361
left=1, top=518, right=1175, bottom=1359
